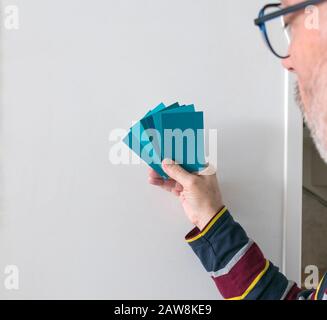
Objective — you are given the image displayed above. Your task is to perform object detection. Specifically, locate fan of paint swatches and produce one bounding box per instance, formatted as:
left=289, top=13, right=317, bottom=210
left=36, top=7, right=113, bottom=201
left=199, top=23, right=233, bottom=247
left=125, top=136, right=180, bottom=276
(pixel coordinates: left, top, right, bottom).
left=123, top=102, right=207, bottom=179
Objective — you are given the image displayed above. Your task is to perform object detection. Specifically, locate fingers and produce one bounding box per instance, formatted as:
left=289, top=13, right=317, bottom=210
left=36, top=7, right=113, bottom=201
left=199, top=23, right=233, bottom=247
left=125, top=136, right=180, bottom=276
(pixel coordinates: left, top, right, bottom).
left=163, top=182, right=181, bottom=196
left=161, top=159, right=193, bottom=186
left=148, top=166, right=184, bottom=196
left=175, top=182, right=183, bottom=192
left=148, top=168, right=166, bottom=186
left=148, top=177, right=164, bottom=186
left=172, top=189, right=181, bottom=197
left=148, top=168, right=162, bottom=179
left=148, top=176, right=177, bottom=189
left=197, top=163, right=217, bottom=176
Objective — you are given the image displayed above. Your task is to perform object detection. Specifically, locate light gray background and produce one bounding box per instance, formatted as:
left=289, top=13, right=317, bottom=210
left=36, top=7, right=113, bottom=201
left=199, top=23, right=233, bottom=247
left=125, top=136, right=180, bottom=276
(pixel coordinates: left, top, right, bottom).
left=0, top=0, right=302, bottom=299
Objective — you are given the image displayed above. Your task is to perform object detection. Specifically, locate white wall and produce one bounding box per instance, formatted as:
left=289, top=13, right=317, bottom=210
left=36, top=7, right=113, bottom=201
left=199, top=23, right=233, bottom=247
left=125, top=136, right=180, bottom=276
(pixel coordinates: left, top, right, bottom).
left=0, top=0, right=302, bottom=299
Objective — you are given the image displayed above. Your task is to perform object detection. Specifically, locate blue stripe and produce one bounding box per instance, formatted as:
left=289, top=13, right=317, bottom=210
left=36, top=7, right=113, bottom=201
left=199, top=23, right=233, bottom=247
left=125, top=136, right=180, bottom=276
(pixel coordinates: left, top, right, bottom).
left=245, top=262, right=289, bottom=300
left=317, top=273, right=327, bottom=300
left=188, top=211, right=249, bottom=272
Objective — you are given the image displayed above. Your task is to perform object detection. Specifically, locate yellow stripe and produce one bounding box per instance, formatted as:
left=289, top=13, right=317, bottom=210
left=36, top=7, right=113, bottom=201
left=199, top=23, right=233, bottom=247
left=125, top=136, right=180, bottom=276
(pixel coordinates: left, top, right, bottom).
left=186, top=207, right=227, bottom=243
left=226, top=260, right=270, bottom=300
left=315, top=274, right=325, bottom=300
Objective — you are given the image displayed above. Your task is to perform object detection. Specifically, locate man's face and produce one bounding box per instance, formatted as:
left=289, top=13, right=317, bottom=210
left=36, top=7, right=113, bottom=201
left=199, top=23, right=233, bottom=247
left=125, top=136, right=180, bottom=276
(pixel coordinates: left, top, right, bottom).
left=281, top=0, right=327, bottom=161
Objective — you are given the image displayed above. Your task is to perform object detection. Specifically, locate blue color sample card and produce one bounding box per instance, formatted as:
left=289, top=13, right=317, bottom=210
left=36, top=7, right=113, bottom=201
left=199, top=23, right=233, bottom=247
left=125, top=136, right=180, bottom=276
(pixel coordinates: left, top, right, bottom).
left=123, top=102, right=206, bottom=179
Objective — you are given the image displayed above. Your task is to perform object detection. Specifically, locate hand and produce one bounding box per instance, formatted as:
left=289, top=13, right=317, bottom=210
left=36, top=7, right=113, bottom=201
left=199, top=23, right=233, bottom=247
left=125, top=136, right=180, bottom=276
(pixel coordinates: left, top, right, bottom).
left=148, top=159, right=224, bottom=230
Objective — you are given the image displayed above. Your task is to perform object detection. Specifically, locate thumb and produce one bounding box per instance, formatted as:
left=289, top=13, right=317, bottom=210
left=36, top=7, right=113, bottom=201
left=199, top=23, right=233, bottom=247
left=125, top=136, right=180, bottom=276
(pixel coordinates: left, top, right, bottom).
left=162, top=159, right=192, bottom=186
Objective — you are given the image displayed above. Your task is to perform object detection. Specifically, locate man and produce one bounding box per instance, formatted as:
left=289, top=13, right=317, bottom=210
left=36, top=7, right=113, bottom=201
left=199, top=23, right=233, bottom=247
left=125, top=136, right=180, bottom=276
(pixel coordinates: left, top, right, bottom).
left=148, top=0, right=327, bottom=300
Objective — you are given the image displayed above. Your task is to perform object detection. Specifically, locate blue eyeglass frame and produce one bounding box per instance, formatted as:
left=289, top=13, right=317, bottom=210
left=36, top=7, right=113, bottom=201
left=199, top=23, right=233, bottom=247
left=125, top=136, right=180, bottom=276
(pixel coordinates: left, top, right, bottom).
left=254, top=0, right=327, bottom=59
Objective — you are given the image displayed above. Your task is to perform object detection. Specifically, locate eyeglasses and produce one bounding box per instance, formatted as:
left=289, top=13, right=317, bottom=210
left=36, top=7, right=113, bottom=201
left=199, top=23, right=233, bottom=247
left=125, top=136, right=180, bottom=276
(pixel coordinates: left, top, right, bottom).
left=254, top=0, right=326, bottom=59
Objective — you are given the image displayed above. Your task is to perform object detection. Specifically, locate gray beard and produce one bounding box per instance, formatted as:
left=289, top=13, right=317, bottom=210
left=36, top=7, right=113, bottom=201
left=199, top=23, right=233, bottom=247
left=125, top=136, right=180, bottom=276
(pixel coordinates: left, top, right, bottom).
left=295, top=60, right=327, bottom=164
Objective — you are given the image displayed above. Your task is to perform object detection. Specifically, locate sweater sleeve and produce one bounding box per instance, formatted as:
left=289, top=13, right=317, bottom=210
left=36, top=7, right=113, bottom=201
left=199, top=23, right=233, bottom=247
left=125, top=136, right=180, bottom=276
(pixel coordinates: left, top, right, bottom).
left=185, top=207, right=327, bottom=300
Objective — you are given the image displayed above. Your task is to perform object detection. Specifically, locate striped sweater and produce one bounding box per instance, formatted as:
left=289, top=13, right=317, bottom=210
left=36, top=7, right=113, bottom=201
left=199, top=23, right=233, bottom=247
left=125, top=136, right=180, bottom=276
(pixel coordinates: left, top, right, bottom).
left=185, top=207, right=327, bottom=300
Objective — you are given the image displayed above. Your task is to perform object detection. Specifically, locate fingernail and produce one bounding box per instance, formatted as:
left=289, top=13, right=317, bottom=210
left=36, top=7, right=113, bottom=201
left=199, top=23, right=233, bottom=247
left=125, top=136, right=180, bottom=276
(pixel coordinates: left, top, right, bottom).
left=162, top=158, right=174, bottom=166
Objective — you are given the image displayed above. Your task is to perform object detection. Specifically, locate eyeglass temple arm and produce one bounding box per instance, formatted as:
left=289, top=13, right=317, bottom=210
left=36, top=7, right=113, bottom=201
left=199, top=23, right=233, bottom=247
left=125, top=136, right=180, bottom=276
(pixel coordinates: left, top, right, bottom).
left=254, top=0, right=326, bottom=25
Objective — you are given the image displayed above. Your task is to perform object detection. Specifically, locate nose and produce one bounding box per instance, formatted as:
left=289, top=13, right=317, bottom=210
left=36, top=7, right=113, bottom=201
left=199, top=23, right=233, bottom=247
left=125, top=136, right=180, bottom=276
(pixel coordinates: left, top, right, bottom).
left=282, top=54, right=294, bottom=73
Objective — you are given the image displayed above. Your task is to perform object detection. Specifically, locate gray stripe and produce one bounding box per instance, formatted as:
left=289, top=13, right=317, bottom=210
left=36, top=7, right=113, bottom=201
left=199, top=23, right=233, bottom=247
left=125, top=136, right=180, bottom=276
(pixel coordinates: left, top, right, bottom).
left=323, top=293, right=327, bottom=300
left=210, top=239, right=254, bottom=278
left=280, top=281, right=295, bottom=300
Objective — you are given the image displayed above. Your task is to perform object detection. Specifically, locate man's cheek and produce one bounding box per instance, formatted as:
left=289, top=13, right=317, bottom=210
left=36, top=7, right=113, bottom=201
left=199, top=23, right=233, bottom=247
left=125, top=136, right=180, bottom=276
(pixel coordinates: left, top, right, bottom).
left=292, top=41, right=314, bottom=88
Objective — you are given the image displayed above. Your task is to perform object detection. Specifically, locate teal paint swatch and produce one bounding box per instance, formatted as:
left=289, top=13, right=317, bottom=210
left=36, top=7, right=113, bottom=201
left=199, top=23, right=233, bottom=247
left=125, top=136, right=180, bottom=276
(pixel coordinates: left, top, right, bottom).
left=122, top=102, right=206, bottom=179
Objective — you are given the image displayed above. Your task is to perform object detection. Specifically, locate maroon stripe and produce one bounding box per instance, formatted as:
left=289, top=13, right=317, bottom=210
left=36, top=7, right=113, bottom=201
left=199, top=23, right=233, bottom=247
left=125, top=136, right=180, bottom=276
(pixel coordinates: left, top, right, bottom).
left=185, top=226, right=201, bottom=241
left=284, top=284, right=302, bottom=300
left=212, top=243, right=266, bottom=299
